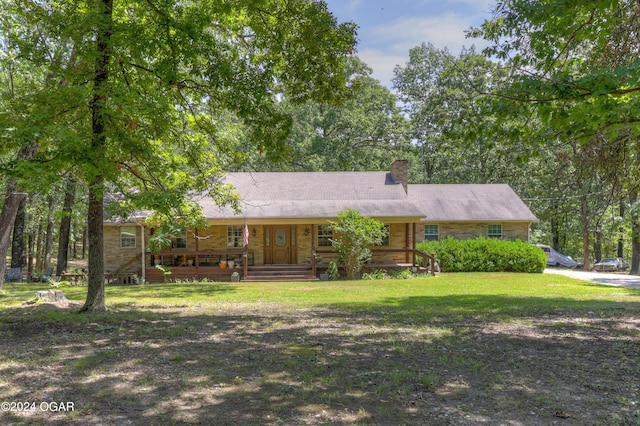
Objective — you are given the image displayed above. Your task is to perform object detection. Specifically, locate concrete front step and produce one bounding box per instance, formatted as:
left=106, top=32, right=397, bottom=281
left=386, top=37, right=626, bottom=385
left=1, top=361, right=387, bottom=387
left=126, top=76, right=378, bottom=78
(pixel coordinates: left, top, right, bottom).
left=243, top=276, right=318, bottom=282
left=243, top=265, right=318, bottom=282
left=249, top=265, right=310, bottom=271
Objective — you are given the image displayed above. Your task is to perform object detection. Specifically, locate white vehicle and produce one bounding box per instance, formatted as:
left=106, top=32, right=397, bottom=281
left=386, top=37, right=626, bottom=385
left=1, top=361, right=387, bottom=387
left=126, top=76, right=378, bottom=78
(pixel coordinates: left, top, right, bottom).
left=535, top=244, right=578, bottom=268
left=594, top=258, right=623, bottom=272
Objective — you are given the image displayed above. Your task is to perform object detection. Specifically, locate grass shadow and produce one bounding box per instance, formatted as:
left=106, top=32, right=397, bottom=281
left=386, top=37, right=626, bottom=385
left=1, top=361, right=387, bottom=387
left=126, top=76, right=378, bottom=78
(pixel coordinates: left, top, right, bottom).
left=1, top=292, right=640, bottom=425
left=2, top=275, right=640, bottom=424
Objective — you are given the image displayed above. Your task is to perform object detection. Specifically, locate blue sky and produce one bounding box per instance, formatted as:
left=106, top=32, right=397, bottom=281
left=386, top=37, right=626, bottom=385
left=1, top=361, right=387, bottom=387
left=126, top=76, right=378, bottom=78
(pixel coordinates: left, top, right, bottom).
left=323, top=0, right=496, bottom=87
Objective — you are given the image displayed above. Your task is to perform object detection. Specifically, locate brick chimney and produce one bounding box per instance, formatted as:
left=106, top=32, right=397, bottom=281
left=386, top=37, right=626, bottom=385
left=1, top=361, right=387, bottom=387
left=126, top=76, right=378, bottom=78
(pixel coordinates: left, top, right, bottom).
left=390, top=160, right=408, bottom=193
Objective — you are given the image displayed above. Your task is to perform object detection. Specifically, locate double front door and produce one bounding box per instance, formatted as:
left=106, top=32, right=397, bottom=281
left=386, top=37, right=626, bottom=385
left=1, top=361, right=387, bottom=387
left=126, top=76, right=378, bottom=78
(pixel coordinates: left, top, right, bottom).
left=264, top=226, right=297, bottom=264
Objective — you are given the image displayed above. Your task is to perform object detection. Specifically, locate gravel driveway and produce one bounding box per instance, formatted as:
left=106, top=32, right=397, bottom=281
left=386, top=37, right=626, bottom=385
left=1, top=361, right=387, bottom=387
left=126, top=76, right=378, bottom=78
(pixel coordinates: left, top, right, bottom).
left=544, top=268, right=640, bottom=289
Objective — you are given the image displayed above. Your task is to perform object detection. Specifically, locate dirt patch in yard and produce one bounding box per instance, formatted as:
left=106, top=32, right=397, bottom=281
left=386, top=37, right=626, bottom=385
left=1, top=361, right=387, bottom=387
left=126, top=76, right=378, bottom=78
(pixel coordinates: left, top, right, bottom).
left=1, top=303, right=639, bottom=425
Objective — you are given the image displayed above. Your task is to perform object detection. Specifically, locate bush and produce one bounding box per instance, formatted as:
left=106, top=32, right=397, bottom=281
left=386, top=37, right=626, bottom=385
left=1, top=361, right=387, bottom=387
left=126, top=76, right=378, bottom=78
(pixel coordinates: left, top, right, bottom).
left=417, top=238, right=546, bottom=273
left=326, top=261, right=340, bottom=281
left=362, top=268, right=431, bottom=280
left=331, top=209, right=388, bottom=279
left=362, top=269, right=390, bottom=280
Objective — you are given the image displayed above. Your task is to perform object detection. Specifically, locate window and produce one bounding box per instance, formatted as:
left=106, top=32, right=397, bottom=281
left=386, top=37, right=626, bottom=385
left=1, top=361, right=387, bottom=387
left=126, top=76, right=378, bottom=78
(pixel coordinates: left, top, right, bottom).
left=317, top=225, right=333, bottom=247
left=424, top=224, right=439, bottom=241
left=228, top=226, right=244, bottom=248
left=379, top=225, right=390, bottom=246
left=172, top=229, right=187, bottom=249
left=488, top=224, right=502, bottom=239
left=120, top=226, right=136, bottom=248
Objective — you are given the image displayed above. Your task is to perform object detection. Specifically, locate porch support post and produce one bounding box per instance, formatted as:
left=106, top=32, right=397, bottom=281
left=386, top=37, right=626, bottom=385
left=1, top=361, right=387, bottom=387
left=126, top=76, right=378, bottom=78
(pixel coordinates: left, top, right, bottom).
left=405, top=223, right=410, bottom=263
left=140, top=222, right=146, bottom=283
left=311, top=224, right=316, bottom=277
left=412, top=223, right=416, bottom=265
left=195, top=228, right=199, bottom=272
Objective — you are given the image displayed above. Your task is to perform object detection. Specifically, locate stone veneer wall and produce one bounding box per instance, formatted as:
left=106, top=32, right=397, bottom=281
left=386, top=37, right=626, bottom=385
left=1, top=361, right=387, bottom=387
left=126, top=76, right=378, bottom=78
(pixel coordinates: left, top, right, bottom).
left=103, top=225, right=143, bottom=274
left=414, top=222, right=531, bottom=243
left=296, top=224, right=314, bottom=265
left=107, top=221, right=511, bottom=273
left=192, top=225, right=265, bottom=265
left=313, top=223, right=410, bottom=265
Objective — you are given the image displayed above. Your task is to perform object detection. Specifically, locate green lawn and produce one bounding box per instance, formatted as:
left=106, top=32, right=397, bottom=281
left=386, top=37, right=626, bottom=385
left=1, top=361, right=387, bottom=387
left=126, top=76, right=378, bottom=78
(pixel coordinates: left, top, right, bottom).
left=1, top=272, right=636, bottom=317
left=1, top=273, right=639, bottom=425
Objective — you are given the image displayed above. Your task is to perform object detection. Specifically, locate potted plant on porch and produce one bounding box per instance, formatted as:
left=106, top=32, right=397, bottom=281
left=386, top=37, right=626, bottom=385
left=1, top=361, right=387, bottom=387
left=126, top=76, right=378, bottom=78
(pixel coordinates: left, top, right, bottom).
left=148, top=230, right=172, bottom=265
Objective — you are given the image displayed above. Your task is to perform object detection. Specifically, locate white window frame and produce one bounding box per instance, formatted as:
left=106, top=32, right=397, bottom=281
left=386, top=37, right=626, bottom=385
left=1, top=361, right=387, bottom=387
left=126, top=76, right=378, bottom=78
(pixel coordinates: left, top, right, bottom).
left=488, top=224, right=503, bottom=239
left=317, top=225, right=333, bottom=247
left=171, top=229, right=187, bottom=249
left=227, top=226, right=243, bottom=248
left=424, top=224, right=439, bottom=241
left=120, top=226, right=137, bottom=248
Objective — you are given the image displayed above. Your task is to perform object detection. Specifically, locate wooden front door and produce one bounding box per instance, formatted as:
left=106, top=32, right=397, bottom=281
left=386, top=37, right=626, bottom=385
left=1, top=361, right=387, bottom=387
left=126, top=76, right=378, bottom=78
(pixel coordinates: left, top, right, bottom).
left=264, top=226, right=297, bottom=264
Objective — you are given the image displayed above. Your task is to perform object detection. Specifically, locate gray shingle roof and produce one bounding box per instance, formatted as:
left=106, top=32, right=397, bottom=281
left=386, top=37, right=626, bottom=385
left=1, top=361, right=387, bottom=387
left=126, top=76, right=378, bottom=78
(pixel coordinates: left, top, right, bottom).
left=407, top=184, right=538, bottom=222
left=106, top=173, right=537, bottom=223
left=201, top=172, right=425, bottom=220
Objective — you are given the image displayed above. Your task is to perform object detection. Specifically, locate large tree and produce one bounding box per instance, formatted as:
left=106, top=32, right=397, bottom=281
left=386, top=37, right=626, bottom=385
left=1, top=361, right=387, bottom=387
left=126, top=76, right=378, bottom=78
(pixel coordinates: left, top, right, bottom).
left=469, top=0, right=640, bottom=270
left=392, top=43, right=543, bottom=190
left=235, top=56, right=410, bottom=172
left=0, top=0, right=356, bottom=309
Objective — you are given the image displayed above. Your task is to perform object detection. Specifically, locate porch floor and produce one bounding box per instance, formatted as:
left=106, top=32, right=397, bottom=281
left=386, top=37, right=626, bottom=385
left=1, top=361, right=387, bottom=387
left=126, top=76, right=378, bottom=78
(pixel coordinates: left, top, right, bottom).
left=137, top=262, right=430, bottom=284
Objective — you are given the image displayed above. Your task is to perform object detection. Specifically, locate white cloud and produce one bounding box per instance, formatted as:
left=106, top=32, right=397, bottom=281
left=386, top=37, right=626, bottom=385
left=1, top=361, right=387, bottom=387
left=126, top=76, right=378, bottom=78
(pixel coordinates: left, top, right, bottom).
left=325, top=0, right=497, bottom=87
left=358, top=48, right=407, bottom=86
left=346, top=0, right=362, bottom=10
left=361, top=12, right=490, bottom=87
left=371, top=12, right=484, bottom=54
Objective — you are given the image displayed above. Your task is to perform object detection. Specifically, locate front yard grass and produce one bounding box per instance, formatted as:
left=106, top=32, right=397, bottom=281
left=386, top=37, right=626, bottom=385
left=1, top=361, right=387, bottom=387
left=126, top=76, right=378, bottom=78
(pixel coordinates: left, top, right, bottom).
left=1, top=273, right=639, bottom=425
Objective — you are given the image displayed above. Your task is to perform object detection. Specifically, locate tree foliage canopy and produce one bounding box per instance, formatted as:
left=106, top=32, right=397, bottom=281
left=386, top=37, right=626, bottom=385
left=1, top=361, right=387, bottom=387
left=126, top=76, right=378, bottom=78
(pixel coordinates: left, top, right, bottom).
left=0, top=0, right=357, bottom=308
left=469, top=0, right=640, bottom=140
left=468, top=0, right=640, bottom=270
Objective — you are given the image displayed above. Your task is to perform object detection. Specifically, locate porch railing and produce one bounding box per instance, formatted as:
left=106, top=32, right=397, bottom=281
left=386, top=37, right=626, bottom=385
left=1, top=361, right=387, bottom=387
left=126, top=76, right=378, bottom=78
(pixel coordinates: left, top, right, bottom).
left=314, top=247, right=437, bottom=276
left=148, top=250, right=254, bottom=269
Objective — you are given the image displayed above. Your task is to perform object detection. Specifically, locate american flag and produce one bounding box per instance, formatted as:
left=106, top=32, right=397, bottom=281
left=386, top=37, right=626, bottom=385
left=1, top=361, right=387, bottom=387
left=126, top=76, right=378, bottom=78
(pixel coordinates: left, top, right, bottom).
left=243, top=223, right=249, bottom=247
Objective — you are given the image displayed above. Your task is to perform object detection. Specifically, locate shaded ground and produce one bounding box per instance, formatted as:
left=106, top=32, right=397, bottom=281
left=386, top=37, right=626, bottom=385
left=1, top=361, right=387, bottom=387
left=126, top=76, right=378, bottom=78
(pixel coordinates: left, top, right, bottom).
left=1, top=297, right=639, bottom=425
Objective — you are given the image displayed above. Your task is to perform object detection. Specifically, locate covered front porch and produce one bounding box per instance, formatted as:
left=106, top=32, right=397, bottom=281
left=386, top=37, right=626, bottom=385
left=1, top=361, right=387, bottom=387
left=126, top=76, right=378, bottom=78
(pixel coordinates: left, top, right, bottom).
left=105, top=221, right=435, bottom=283
left=141, top=247, right=435, bottom=283
left=144, top=249, right=253, bottom=282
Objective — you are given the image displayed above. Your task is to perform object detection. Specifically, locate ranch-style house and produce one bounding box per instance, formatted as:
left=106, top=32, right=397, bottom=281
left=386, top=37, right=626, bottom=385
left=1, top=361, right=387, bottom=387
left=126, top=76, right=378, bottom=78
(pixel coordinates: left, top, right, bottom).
left=103, top=160, right=538, bottom=283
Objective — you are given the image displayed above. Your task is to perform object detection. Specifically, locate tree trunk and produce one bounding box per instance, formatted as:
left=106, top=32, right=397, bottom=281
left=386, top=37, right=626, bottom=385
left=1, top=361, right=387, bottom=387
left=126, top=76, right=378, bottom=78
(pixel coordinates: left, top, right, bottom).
left=81, top=178, right=107, bottom=312
left=44, top=195, right=55, bottom=272
left=10, top=195, right=27, bottom=268
left=630, top=190, right=640, bottom=275
left=0, top=181, right=26, bottom=288
left=27, top=233, right=34, bottom=280
left=80, top=0, right=113, bottom=313
left=551, top=216, right=560, bottom=251
left=618, top=200, right=625, bottom=258
left=56, top=178, right=76, bottom=276
left=580, top=194, right=591, bottom=271
left=594, top=229, right=602, bottom=263
left=82, top=226, right=86, bottom=260
left=35, top=223, right=43, bottom=272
